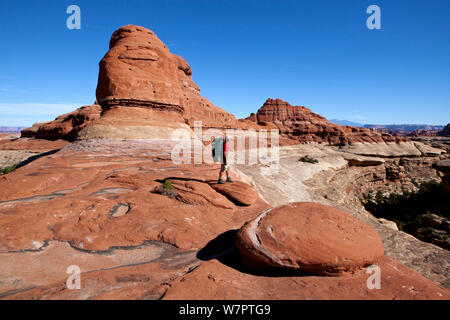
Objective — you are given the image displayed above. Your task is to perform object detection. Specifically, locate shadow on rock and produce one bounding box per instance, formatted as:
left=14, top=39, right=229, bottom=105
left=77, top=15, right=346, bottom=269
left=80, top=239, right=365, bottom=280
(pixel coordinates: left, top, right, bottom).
left=197, top=230, right=318, bottom=278
left=16, top=149, right=60, bottom=169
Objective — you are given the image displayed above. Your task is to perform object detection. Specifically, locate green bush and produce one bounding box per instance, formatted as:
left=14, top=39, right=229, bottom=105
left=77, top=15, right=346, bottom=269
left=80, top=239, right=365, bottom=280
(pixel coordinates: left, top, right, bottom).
left=363, top=180, right=448, bottom=237
left=0, top=164, right=17, bottom=175
left=363, top=181, right=450, bottom=249
left=299, top=155, right=319, bottom=164
left=163, top=179, right=174, bottom=190
left=153, top=179, right=177, bottom=199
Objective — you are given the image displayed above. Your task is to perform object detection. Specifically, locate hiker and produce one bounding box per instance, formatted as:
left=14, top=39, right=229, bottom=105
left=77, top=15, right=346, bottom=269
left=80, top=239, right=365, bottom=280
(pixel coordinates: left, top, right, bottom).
left=212, top=135, right=234, bottom=184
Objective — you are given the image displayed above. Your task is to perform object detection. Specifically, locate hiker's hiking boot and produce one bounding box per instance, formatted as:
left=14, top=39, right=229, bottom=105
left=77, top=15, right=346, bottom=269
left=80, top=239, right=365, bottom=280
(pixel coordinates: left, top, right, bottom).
left=226, top=177, right=234, bottom=183
left=218, top=178, right=226, bottom=184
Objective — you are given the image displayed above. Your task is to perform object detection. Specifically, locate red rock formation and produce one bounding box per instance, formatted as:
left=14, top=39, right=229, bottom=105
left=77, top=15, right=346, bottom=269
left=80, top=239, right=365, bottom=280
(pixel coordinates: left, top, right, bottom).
left=247, top=98, right=407, bottom=145
left=1, top=141, right=448, bottom=299
left=209, top=181, right=258, bottom=206
left=236, top=202, right=384, bottom=275
left=19, top=26, right=409, bottom=147
left=20, top=122, right=49, bottom=138
left=162, top=255, right=449, bottom=300
left=95, top=25, right=238, bottom=129
left=21, top=25, right=243, bottom=142
left=20, top=105, right=102, bottom=141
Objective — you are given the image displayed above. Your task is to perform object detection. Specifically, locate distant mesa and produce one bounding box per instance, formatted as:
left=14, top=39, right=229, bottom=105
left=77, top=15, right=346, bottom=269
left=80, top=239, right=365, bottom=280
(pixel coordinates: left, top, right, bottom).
left=329, top=119, right=364, bottom=127
left=0, top=126, right=26, bottom=134
left=365, top=124, right=444, bottom=137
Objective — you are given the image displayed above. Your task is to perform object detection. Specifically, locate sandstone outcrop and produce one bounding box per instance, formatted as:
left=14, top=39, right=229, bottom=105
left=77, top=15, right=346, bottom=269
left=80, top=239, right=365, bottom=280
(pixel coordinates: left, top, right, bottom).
left=341, top=153, right=385, bottom=167
left=77, top=106, right=195, bottom=140
left=20, top=105, right=102, bottom=141
left=95, top=25, right=238, bottom=130
left=247, top=98, right=407, bottom=145
left=20, top=122, right=50, bottom=138
left=235, top=202, right=384, bottom=275
left=209, top=181, right=258, bottom=206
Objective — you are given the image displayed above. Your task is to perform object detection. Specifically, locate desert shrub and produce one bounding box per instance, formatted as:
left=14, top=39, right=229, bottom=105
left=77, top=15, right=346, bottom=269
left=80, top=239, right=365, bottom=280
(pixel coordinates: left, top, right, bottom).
left=299, top=155, right=319, bottom=164
left=364, top=192, right=373, bottom=201
left=0, top=164, right=17, bottom=175
left=153, top=179, right=177, bottom=198
left=363, top=180, right=448, bottom=237
left=363, top=180, right=450, bottom=250
left=163, top=179, right=174, bottom=190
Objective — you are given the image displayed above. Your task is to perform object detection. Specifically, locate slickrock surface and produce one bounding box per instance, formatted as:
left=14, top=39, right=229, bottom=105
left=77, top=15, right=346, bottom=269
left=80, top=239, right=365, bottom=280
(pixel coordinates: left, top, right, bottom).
left=236, top=202, right=384, bottom=275
left=0, top=140, right=448, bottom=299
left=0, top=138, right=67, bottom=152
left=0, top=140, right=269, bottom=299
left=209, top=181, right=258, bottom=206
left=0, top=138, right=68, bottom=172
left=0, top=140, right=269, bottom=253
left=163, top=256, right=448, bottom=300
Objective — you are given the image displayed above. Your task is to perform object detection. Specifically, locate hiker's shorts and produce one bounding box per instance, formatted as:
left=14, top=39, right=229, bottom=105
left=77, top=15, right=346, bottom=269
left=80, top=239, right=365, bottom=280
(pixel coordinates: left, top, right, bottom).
left=221, top=164, right=230, bottom=171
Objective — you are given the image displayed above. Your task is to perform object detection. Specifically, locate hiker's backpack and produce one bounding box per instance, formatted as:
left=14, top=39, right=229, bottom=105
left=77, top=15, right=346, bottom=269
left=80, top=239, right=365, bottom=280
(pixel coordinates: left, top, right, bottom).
left=212, top=137, right=223, bottom=162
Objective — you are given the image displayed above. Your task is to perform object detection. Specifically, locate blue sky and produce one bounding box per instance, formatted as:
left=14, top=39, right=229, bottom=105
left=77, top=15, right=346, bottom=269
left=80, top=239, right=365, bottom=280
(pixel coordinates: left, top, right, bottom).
left=0, top=0, right=449, bottom=126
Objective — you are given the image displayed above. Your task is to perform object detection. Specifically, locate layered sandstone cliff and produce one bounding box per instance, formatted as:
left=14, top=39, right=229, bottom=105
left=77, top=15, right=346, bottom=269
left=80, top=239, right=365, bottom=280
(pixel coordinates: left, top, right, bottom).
left=247, top=98, right=407, bottom=145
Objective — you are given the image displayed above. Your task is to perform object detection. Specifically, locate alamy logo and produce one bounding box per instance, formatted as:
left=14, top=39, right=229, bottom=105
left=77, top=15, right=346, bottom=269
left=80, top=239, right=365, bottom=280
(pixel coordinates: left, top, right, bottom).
left=366, top=265, right=381, bottom=289
left=66, top=5, right=81, bottom=30
left=366, top=5, right=381, bottom=30
left=66, top=265, right=81, bottom=289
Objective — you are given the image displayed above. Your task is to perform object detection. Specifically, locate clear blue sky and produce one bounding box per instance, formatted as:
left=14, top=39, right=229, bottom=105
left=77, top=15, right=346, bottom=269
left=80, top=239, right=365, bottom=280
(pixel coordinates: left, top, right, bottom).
left=0, top=0, right=449, bottom=126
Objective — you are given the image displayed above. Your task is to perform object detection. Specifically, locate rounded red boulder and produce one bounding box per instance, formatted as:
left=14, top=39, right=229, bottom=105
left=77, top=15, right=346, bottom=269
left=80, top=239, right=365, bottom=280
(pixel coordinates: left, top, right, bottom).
left=236, top=202, right=384, bottom=275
